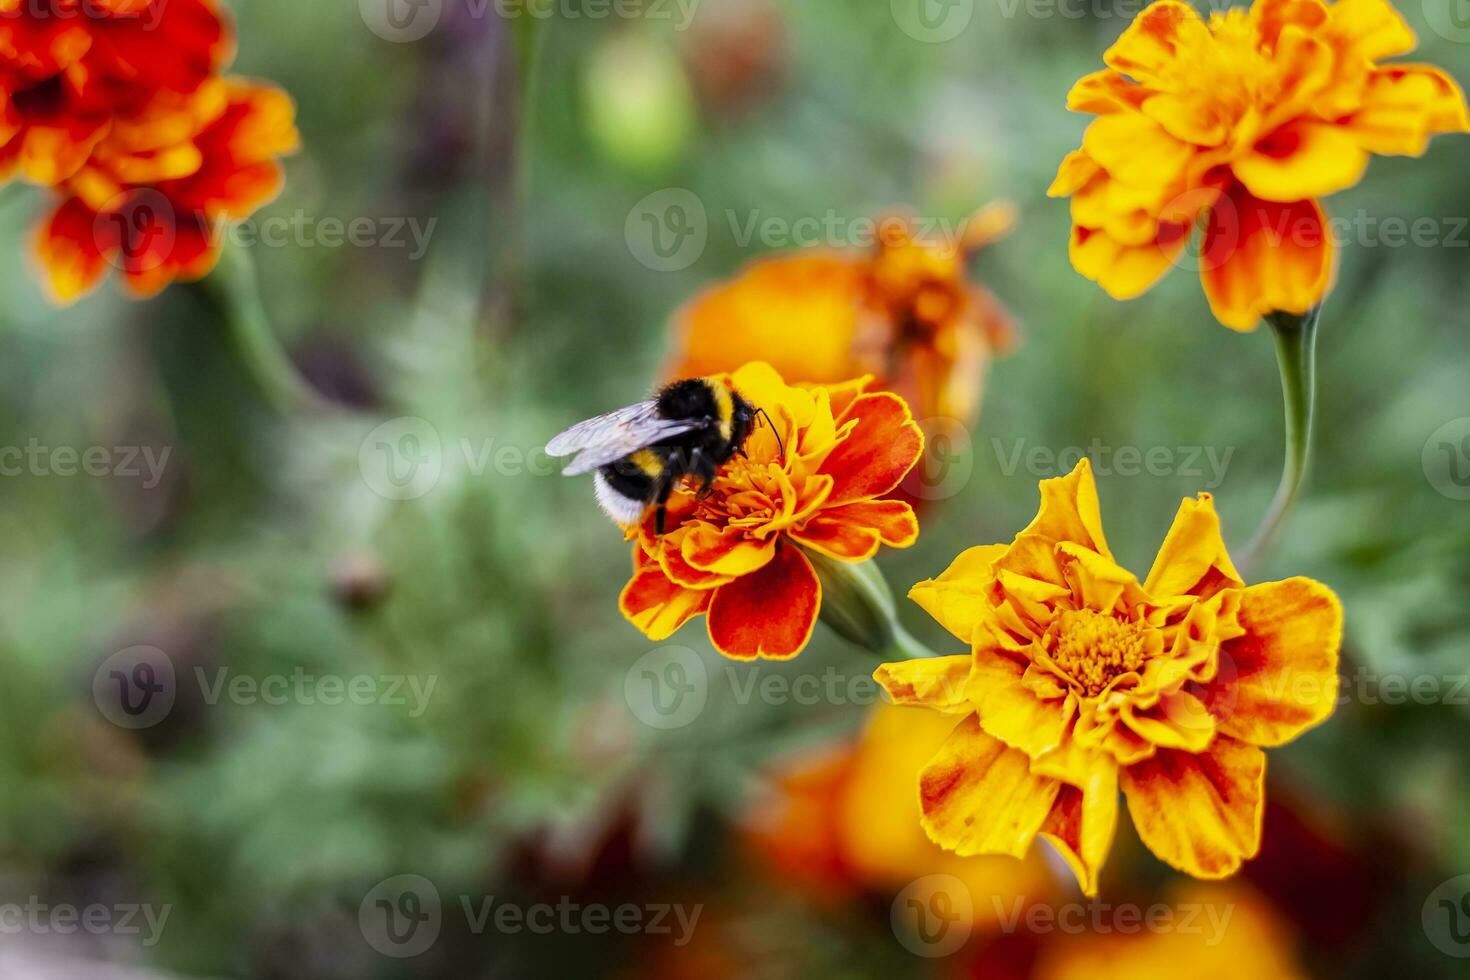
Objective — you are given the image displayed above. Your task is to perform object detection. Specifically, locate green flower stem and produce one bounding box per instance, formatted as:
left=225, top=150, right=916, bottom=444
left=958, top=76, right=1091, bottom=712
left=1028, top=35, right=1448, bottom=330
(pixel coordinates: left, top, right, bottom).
left=209, top=246, right=327, bottom=415
left=806, top=549, right=942, bottom=661
left=1241, top=306, right=1321, bottom=571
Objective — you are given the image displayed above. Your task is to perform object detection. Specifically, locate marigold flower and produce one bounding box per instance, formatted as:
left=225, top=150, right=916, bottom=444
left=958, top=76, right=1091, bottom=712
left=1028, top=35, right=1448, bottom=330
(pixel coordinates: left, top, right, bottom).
left=667, top=205, right=1016, bottom=430
left=875, top=459, right=1342, bottom=894
left=1048, top=0, right=1469, bottom=330
left=0, top=0, right=231, bottom=185
left=620, top=361, right=923, bottom=660
left=35, top=77, right=298, bottom=301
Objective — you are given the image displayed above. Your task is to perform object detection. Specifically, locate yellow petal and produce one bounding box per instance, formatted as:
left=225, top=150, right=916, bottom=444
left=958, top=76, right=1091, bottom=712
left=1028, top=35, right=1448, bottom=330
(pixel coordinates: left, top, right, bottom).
left=1202, top=578, right=1342, bottom=746
left=1069, top=223, right=1187, bottom=301
left=908, top=543, right=1007, bottom=643
left=1121, top=736, right=1265, bottom=878
left=1038, top=760, right=1119, bottom=897
left=1082, top=112, right=1194, bottom=190
left=1233, top=120, right=1369, bottom=203
left=1144, top=492, right=1245, bottom=600
left=970, top=650, right=1073, bottom=759
left=1018, top=457, right=1113, bottom=559
left=919, top=714, right=1062, bottom=859
left=1345, top=65, right=1470, bottom=156
left=873, top=655, right=973, bottom=714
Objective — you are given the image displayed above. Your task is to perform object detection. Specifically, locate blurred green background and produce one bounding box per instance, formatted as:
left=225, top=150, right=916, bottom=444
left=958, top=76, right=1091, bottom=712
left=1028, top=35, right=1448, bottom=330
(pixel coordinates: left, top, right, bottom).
left=1, top=0, right=1468, bottom=976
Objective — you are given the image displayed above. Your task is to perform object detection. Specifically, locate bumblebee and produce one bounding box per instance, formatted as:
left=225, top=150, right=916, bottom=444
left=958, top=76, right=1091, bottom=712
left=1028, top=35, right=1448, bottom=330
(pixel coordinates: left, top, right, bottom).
left=547, top=378, right=773, bottom=534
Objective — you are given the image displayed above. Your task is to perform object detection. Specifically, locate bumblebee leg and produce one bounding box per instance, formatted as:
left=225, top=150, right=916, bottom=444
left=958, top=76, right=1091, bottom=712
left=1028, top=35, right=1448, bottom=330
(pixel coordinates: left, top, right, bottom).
left=690, top=447, right=717, bottom=499
left=653, top=475, right=675, bottom=535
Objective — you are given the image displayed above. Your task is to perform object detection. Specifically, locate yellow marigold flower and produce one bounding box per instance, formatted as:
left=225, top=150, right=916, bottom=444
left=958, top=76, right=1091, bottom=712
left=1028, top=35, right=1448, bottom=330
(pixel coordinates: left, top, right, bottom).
left=1049, top=0, right=1469, bottom=330
left=1035, top=882, right=1305, bottom=980
left=667, top=205, right=1017, bottom=429
left=620, top=361, right=923, bottom=660
left=874, top=459, right=1342, bottom=894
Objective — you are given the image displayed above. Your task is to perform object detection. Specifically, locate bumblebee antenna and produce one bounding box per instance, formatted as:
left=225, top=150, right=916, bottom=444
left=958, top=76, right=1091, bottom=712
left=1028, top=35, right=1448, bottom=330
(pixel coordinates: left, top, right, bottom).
left=755, top=408, right=785, bottom=460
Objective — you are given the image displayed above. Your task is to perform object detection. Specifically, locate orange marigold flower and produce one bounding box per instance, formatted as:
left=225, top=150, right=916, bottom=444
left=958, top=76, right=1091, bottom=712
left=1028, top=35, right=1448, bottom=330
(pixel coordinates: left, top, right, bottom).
left=667, top=205, right=1017, bottom=430
left=0, top=0, right=231, bottom=184
left=875, top=459, right=1342, bottom=894
left=1048, top=0, right=1469, bottom=330
left=35, top=77, right=298, bottom=301
left=620, top=361, right=924, bottom=660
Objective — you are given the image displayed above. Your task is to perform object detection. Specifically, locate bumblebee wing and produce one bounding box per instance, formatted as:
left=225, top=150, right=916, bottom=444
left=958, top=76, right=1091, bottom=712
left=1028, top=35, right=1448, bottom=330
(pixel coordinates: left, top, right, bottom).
left=547, top=401, right=703, bottom=476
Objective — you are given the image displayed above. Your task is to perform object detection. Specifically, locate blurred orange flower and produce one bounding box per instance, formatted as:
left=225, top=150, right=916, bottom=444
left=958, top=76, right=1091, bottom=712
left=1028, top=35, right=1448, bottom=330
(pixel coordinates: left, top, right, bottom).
left=744, top=702, right=1057, bottom=924
left=620, top=361, right=923, bottom=660
left=0, top=0, right=231, bottom=185
left=876, top=459, right=1342, bottom=894
left=667, top=205, right=1016, bottom=431
left=35, top=77, right=297, bottom=301
left=1034, top=882, right=1305, bottom=980
left=1049, top=0, right=1469, bottom=330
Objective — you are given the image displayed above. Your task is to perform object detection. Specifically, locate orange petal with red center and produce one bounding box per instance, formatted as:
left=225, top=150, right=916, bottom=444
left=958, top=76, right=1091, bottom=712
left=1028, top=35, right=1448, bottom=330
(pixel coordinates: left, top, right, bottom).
left=918, top=714, right=1062, bottom=859
left=793, top=499, right=918, bottom=561
left=1200, top=188, right=1334, bottom=332
left=1203, top=578, right=1342, bottom=746
left=873, top=655, right=973, bottom=713
left=1233, top=121, right=1369, bottom=203
left=1103, top=0, right=1211, bottom=89
left=1120, top=735, right=1265, bottom=878
left=818, top=392, right=923, bottom=506
left=682, top=523, right=776, bottom=577
left=707, top=543, right=820, bottom=660
left=1038, top=760, right=1118, bottom=897
left=620, top=563, right=712, bottom=641
left=1144, top=492, right=1245, bottom=600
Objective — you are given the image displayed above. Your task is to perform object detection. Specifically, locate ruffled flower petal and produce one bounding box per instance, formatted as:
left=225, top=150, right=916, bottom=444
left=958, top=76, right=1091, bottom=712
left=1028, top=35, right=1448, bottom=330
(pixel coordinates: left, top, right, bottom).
left=1200, top=187, right=1335, bottom=331
left=874, top=655, right=973, bottom=713
left=707, top=543, right=820, bottom=660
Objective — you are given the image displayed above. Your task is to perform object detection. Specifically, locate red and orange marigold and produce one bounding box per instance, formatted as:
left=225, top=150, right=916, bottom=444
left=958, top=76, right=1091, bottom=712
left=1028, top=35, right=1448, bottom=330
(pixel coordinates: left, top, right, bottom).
left=35, top=76, right=297, bottom=301
left=620, top=362, right=924, bottom=660
left=0, top=0, right=230, bottom=185
left=1049, top=0, right=1469, bottom=330
left=875, top=459, right=1342, bottom=894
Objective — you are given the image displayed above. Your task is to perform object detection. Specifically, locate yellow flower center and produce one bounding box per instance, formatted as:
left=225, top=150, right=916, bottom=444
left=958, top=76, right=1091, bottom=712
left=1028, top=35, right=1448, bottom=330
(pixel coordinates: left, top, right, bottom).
left=1045, top=609, right=1150, bottom=698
